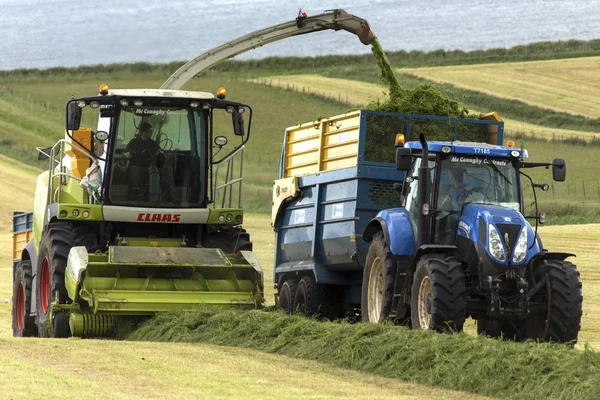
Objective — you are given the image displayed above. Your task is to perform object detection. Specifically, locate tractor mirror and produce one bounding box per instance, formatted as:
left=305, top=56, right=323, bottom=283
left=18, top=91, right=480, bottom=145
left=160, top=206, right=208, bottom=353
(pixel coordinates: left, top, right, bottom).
left=67, top=102, right=82, bottom=131
left=232, top=108, right=245, bottom=136
left=396, top=148, right=412, bottom=171
left=552, top=158, right=566, bottom=182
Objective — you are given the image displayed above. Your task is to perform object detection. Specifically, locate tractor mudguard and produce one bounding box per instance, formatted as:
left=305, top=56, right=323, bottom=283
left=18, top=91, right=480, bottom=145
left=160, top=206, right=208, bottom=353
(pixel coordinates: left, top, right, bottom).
left=363, top=208, right=415, bottom=257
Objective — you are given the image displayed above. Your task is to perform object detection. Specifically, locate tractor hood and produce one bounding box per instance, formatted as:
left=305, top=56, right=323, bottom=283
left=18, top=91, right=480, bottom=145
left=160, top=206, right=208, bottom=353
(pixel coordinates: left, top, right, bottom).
left=458, top=204, right=540, bottom=267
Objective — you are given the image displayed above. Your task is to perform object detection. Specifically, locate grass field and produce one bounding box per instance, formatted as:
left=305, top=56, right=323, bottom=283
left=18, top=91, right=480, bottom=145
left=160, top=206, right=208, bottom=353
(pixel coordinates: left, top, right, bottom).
left=400, top=56, right=600, bottom=119
left=253, top=74, right=599, bottom=141
left=0, top=155, right=492, bottom=399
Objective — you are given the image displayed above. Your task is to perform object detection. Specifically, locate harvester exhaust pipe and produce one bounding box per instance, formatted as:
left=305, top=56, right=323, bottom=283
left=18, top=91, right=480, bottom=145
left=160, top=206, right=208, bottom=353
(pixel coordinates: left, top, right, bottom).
left=418, top=134, right=431, bottom=248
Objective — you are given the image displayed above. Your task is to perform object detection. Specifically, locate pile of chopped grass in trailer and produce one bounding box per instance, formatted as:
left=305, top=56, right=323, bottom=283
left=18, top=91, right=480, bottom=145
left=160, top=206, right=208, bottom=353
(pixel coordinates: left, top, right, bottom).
left=369, top=39, right=468, bottom=118
left=128, top=308, right=600, bottom=400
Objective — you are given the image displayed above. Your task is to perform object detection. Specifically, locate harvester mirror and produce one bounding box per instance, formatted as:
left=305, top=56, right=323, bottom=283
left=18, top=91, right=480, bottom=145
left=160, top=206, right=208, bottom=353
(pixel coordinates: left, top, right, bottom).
left=396, top=147, right=412, bottom=171
left=552, top=158, right=566, bottom=182
left=67, top=102, right=82, bottom=131
left=232, top=108, right=245, bottom=136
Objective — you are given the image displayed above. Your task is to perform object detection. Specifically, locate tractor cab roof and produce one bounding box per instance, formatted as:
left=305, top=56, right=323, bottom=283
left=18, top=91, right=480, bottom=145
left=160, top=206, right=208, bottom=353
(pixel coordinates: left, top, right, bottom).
left=404, top=140, right=529, bottom=159
left=105, top=88, right=214, bottom=99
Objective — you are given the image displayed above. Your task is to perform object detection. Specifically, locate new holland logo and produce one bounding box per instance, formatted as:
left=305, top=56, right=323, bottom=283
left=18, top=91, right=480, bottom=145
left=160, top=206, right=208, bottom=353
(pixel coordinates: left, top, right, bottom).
left=137, top=213, right=181, bottom=222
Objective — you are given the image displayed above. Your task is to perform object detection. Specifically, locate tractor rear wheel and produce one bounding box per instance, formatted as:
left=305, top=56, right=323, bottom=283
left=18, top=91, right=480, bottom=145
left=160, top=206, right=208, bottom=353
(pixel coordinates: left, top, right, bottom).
left=35, top=222, right=98, bottom=337
left=361, top=232, right=397, bottom=323
left=278, top=279, right=298, bottom=314
left=12, top=261, right=37, bottom=337
left=294, top=276, right=324, bottom=317
left=411, top=254, right=466, bottom=332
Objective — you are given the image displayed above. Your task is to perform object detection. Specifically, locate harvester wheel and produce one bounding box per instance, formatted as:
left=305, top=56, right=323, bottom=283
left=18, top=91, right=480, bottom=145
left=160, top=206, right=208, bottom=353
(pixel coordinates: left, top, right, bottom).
left=278, top=279, right=298, bottom=314
left=12, top=262, right=37, bottom=337
left=411, top=254, right=466, bottom=332
left=361, top=232, right=396, bottom=323
left=35, top=222, right=98, bottom=337
left=294, top=276, right=324, bottom=317
left=53, top=312, right=71, bottom=338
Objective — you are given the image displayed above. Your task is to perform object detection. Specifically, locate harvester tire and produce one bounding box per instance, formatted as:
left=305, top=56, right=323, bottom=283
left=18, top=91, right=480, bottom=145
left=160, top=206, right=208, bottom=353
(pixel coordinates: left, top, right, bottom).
left=35, top=222, right=98, bottom=337
left=294, top=276, right=324, bottom=317
left=53, top=312, right=71, bottom=338
left=12, top=262, right=37, bottom=337
left=411, top=254, right=466, bottom=332
left=279, top=279, right=298, bottom=314
left=361, top=232, right=396, bottom=323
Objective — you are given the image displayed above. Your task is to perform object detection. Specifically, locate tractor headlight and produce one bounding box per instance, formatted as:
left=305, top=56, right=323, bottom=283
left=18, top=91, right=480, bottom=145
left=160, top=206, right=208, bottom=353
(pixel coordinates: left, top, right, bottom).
left=512, top=227, right=528, bottom=263
left=488, top=224, right=506, bottom=262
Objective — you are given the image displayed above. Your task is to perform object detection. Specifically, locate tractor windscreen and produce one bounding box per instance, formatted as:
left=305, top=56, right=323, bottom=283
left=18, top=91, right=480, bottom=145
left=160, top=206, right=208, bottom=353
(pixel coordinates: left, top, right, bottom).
left=108, top=105, right=207, bottom=207
left=437, top=156, right=520, bottom=212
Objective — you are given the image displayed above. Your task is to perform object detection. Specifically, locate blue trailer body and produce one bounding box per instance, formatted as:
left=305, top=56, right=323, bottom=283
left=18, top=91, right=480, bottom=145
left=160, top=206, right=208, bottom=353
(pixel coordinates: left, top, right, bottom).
left=272, top=110, right=504, bottom=300
left=12, top=211, right=34, bottom=277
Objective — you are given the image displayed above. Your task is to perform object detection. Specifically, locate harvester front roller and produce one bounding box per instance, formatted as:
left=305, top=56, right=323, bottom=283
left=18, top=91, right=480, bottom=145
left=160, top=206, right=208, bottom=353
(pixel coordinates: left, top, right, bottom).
left=52, top=245, right=264, bottom=338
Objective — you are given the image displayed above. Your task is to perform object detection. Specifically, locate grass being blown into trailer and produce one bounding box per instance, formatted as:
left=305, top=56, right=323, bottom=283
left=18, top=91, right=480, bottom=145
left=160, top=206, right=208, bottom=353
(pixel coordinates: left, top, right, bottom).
left=128, top=307, right=600, bottom=400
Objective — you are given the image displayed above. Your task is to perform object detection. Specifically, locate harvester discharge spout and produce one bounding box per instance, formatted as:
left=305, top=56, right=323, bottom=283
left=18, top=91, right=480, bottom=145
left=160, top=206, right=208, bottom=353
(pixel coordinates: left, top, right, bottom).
left=161, top=9, right=376, bottom=90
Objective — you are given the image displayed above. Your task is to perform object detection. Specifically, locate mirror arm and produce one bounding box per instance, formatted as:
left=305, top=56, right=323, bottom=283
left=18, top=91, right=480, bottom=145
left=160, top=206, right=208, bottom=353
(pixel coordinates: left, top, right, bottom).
left=520, top=161, right=553, bottom=169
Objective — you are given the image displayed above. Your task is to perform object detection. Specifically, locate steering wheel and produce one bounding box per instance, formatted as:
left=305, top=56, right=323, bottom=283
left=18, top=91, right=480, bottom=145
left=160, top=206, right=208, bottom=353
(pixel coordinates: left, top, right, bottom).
left=116, top=156, right=129, bottom=170
left=157, top=133, right=173, bottom=151
left=464, top=187, right=490, bottom=204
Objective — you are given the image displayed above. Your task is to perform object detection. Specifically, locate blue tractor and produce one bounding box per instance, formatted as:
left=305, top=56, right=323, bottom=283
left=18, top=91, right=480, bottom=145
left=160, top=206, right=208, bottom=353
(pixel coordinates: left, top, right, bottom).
left=272, top=110, right=582, bottom=343
left=362, top=134, right=583, bottom=342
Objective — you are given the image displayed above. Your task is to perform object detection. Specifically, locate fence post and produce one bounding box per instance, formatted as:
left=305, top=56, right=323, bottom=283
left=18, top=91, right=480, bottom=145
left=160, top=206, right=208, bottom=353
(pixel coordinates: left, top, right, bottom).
left=582, top=181, right=586, bottom=198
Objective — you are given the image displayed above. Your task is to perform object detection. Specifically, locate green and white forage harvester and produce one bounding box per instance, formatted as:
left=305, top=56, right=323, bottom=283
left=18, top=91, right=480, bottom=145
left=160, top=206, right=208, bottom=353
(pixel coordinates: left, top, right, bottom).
left=10, top=9, right=376, bottom=338
left=11, top=84, right=264, bottom=338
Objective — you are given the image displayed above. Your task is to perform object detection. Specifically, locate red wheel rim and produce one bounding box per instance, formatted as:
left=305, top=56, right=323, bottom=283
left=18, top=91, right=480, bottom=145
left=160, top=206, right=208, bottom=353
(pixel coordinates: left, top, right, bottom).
left=16, top=283, right=25, bottom=331
left=40, top=257, right=50, bottom=314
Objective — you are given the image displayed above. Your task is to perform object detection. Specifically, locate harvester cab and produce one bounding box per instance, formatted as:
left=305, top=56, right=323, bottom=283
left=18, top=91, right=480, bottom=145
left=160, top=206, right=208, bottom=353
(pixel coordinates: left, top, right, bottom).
left=12, top=86, right=264, bottom=339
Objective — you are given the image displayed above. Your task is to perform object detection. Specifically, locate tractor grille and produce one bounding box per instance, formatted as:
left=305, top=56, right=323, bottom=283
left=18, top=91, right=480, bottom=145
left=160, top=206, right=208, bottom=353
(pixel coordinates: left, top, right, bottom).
left=368, top=180, right=399, bottom=208
left=496, top=224, right=522, bottom=255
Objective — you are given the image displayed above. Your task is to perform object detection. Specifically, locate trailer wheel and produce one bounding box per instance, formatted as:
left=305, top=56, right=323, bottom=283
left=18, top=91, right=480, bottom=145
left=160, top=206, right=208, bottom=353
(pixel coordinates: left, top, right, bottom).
left=294, top=276, right=324, bottom=317
left=12, top=261, right=37, bottom=337
left=411, top=254, right=466, bottom=332
left=35, top=223, right=98, bottom=337
left=53, top=312, right=71, bottom=338
left=361, top=232, right=396, bottom=323
left=278, top=279, right=298, bottom=314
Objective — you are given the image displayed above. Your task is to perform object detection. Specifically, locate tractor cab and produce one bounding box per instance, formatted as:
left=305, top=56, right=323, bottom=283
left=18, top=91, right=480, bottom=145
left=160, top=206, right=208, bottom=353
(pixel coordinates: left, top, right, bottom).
left=66, top=86, right=250, bottom=209
left=400, top=141, right=524, bottom=245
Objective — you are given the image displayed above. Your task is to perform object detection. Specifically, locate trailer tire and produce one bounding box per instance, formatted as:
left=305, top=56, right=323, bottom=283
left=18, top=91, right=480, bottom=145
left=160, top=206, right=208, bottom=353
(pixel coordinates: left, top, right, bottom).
left=411, top=254, right=466, bottom=332
left=361, top=232, right=396, bottom=323
left=294, top=276, right=324, bottom=317
left=53, top=312, right=71, bottom=338
left=278, top=279, right=298, bottom=314
left=35, top=223, right=98, bottom=337
left=12, top=261, right=37, bottom=337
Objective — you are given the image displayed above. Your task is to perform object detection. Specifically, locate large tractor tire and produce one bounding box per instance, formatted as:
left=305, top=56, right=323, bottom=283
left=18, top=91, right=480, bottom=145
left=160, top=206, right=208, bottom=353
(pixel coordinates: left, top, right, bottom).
left=12, top=261, right=37, bottom=337
left=411, top=254, right=466, bottom=332
left=294, top=276, right=324, bottom=317
left=278, top=279, right=298, bottom=315
left=35, top=222, right=98, bottom=337
left=361, top=232, right=397, bottom=323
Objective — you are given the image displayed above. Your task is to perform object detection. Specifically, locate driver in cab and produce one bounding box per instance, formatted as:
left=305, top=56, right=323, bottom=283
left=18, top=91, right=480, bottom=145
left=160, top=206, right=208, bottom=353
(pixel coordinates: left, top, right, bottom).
left=124, top=121, right=176, bottom=203
left=441, top=167, right=471, bottom=211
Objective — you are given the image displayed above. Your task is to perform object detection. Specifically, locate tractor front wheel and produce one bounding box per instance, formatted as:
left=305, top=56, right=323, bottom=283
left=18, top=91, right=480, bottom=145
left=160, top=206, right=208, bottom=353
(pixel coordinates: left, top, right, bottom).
left=12, top=261, right=37, bottom=337
left=411, top=254, right=466, bottom=332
